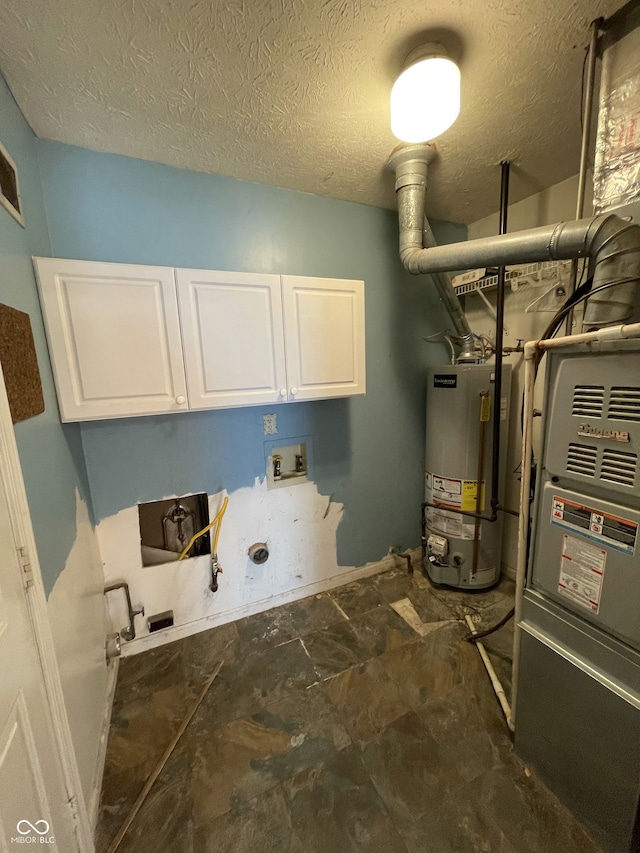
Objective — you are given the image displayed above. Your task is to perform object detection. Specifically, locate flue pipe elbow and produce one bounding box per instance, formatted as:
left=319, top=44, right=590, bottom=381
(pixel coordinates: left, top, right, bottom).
left=388, top=143, right=476, bottom=353
left=399, top=243, right=425, bottom=274
left=584, top=216, right=640, bottom=327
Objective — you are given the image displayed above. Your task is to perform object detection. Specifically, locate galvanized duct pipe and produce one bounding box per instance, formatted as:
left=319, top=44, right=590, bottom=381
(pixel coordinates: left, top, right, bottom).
left=421, top=217, right=476, bottom=361
left=584, top=218, right=640, bottom=327
left=389, top=144, right=640, bottom=328
left=389, top=144, right=476, bottom=362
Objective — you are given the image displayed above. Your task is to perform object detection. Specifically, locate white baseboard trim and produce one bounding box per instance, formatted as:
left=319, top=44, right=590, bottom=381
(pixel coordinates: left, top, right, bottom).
left=87, top=659, right=119, bottom=831
left=120, top=547, right=422, bottom=657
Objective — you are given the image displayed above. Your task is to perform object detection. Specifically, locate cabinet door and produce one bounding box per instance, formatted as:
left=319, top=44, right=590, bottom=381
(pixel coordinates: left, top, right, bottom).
left=176, top=269, right=287, bottom=409
left=34, top=258, right=188, bottom=422
left=281, top=275, right=365, bottom=401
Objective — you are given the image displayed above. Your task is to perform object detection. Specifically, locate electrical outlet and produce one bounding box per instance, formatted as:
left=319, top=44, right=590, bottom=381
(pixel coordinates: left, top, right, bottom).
left=263, top=413, right=277, bottom=435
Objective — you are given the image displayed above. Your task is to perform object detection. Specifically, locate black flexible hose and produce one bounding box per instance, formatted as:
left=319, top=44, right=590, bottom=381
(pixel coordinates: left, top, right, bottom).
left=465, top=606, right=515, bottom=643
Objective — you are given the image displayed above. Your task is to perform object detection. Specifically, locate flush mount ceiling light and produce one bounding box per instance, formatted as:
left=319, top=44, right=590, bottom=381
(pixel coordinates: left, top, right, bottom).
left=390, top=43, right=461, bottom=143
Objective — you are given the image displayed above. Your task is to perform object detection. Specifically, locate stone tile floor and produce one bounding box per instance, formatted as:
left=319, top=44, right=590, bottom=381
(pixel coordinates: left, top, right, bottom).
left=96, top=566, right=602, bottom=853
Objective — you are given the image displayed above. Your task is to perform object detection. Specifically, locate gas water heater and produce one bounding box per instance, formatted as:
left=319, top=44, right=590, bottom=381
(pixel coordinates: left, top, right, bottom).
left=424, top=363, right=511, bottom=589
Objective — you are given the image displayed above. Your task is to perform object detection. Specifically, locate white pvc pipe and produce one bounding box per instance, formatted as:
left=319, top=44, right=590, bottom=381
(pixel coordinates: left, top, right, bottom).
left=510, top=321, right=640, bottom=729
left=510, top=339, right=537, bottom=728
left=464, top=614, right=513, bottom=730
left=536, top=321, right=640, bottom=350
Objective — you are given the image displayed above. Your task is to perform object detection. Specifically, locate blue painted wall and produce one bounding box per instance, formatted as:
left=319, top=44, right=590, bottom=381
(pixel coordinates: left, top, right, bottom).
left=36, top=140, right=466, bottom=568
left=0, top=76, right=93, bottom=594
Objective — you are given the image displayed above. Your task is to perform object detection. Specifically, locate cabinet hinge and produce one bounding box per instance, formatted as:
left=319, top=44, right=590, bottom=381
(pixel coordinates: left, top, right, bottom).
left=17, top=546, right=34, bottom=588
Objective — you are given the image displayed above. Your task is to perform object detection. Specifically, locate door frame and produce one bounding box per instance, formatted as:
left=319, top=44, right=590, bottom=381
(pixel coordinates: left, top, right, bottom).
left=0, top=364, right=94, bottom=851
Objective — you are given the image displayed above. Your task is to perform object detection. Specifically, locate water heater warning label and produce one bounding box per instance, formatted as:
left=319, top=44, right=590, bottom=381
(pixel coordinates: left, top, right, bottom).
left=558, top=534, right=606, bottom=614
left=551, top=495, right=637, bottom=554
left=426, top=472, right=486, bottom=512
left=425, top=472, right=485, bottom=540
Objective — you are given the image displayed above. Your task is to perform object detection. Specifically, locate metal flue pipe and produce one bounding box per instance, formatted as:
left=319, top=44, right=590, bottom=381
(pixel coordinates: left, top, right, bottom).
left=421, top=217, right=476, bottom=360
left=388, top=144, right=476, bottom=362
left=389, top=144, right=640, bottom=325
left=398, top=205, right=640, bottom=276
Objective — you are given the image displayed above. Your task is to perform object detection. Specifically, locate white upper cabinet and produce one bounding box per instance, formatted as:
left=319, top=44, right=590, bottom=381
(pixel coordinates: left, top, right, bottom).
left=33, top=258, right=188, bottom=422
left=282, top=275, right=365, bottom=401
left=176, top=269, right=287, bottom=409
left=34, top=259, right=366, bottom=421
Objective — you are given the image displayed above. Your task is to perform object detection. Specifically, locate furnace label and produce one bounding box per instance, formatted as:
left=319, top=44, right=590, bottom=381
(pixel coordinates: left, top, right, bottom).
left=558, top=534, right=606, bottom=614
left=550, top=495, right=637, bottom=555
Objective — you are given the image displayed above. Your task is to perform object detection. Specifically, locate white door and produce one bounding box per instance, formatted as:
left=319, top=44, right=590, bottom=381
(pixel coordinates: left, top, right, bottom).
left=33, top=258, right=188, bottom=421
left=281, top=275, right=366, bottom=402
left=0, top=446, right=79, bottom=848
left=176, top=269, right=287, bottom=409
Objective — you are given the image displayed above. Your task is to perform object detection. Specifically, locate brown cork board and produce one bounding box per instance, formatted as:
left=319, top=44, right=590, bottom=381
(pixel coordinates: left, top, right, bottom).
left=0, top=304, right=45, bottom=423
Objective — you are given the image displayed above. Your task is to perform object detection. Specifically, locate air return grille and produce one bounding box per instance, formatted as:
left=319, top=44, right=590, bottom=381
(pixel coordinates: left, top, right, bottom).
left=566, top=443, right=598, bottom=477
left=601, top=449, right=637, bottom=487
left=572, top=386, right=604, bottom=417
left=608, top=387, right=640, bottom=422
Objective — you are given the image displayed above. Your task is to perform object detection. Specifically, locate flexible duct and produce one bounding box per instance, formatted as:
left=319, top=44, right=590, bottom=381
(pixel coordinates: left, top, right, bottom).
left=389, top=144, right=640, bottom=328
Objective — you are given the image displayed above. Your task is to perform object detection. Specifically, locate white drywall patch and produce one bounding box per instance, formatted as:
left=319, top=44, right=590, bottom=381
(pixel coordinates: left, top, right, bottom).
left=98, top=477, right=350, bottom=651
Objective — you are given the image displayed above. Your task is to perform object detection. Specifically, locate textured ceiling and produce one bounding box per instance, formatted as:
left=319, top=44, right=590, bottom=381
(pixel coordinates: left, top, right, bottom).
left=0, top=0, right=627, bottom=223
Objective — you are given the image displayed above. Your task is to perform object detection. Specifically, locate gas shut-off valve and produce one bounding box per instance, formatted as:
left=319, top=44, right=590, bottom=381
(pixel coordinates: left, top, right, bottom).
left=427, top=534, right=449, bottom=563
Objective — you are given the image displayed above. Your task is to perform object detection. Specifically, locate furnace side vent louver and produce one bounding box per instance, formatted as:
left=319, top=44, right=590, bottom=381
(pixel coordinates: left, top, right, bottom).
left=608, top=387, right=640, bottom=422
left=567, top=443, right=598, bottom=477
left=572, top=386, right=605, bottom=418
left=601, top=449, right=637, bottom=487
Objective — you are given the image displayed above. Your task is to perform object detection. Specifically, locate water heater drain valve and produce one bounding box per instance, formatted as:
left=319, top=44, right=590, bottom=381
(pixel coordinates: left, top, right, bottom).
left=427, top=534, right=449, bottom=559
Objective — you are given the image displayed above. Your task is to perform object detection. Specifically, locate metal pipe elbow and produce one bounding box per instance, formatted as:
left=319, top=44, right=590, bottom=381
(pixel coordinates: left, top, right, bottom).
left=584, top=215, right=640, bottom=327
left=399, top=243, right=425, bottom=274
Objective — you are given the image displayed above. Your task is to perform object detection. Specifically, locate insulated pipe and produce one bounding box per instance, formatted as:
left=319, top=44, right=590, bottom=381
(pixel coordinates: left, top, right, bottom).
left=510, top=320, right=640, bottom=729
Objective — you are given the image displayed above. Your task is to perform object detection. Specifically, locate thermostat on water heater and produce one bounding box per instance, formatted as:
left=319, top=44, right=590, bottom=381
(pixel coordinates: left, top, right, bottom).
left=427, top=534, right=449, bottom=558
